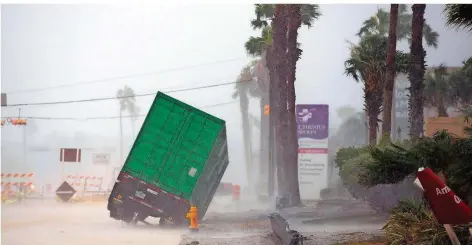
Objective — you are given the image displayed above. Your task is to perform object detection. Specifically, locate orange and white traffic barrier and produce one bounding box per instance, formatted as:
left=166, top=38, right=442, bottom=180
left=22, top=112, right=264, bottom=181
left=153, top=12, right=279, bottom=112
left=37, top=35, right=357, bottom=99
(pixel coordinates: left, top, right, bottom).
left=1, top=172, right=35, bottom=192
left=232, top=184, right=241, bottom=201
left=1, top=172, right=34, bottom=179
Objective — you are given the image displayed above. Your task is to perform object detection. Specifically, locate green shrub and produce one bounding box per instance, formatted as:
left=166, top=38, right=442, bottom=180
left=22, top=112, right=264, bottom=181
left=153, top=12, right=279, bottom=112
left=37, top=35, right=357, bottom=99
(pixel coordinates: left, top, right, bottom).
left=359, top=130, right=472, bottom=205
left=334, top=147, right=366, bottom=169
left=383, top=200, right=471, bottom=245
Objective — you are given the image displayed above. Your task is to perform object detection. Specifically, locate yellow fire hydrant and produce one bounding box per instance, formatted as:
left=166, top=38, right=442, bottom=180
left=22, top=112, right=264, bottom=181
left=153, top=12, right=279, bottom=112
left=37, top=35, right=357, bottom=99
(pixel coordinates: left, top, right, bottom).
left=185, top=206, right=199, bottom=232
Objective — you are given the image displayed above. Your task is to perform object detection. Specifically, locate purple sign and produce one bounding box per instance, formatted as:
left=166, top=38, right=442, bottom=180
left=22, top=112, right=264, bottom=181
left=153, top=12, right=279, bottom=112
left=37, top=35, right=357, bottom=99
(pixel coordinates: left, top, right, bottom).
left=296, top=104, right=329, bottom=140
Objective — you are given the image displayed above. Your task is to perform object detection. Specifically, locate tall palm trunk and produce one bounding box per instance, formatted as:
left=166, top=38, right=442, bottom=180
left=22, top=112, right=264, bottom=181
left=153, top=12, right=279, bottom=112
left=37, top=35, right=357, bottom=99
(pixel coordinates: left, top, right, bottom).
left=131, top=119, right=136, bottom=140
left=239, top=91, right=253, bottom=186
left=365, top=75, right=383, bottom=144
left=266, top=48, right=278, bottom=197
left=382, top=4, right=399, bottom=140
left=286, top=4, right=302, bottom=205
left=119, top=109, right=123, bottom=165
left=408, top=4, right=427, bottom=139
left=437, top=103, right=449, bottom=117
left=259, top=97, right=270, bottom=185
left=273, top=4, right=290, bottom=196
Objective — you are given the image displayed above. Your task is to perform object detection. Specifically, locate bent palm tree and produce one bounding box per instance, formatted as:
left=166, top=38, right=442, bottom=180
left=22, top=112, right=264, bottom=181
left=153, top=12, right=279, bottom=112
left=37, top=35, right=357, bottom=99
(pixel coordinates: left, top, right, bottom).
left=345, top=34, right=409, bottom=144
left=232, top=61, right=258, bottom=186
left=116, top=85, right=137, bottom=164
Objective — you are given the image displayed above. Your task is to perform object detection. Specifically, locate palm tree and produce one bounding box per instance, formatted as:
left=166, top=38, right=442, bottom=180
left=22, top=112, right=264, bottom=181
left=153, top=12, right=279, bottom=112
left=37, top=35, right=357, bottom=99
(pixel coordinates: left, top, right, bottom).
left=345, top=34, right=409, bottom=144
left=450, top=57, right=472, bottom=105
left=245, top=4, right=320, bottom=198
left=358, top=4, right=439, bottom=48
left=444, top=4, right=472, bottom=32
left=408, top=4, right=427, bottom=139
left=129, top=104, right=140, bottom=140
left=272, top=4, right=290, bottom=196
left=286, top=4, right=321, bottom=204
left=232, top=61, right=259, bottom=187
left=424, top=65, right=454, bottom=117
left=382, top=4, right=399, bottom=140
left=358, top=5, right=438, bottom=140
left=116, top=85, right=138, bottom=164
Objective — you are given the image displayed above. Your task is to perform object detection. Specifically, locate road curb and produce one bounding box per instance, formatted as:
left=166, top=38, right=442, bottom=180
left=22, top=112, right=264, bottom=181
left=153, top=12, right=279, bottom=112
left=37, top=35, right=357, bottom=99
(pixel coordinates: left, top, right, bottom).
left=268, top=213, right=303, bottom=245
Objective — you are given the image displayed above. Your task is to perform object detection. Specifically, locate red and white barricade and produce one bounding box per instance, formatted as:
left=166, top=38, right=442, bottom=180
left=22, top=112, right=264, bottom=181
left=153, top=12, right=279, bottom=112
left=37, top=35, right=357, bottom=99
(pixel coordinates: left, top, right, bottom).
left=1, top=172, right=35, bottom=195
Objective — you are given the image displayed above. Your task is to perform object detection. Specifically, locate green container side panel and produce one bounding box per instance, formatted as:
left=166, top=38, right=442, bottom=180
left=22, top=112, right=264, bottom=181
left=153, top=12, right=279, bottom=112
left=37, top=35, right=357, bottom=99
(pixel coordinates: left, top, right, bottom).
left=121, top=92, right=226, bottom=200
left=190, top=126, right=229, bottom=218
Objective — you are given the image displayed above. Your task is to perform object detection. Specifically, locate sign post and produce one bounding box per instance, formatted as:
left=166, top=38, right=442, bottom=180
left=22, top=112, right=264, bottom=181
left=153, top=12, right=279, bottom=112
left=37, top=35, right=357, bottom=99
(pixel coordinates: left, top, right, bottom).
left=295, top=104, right=329, bottom=200
left=55, top=181, right=76, bottom=202
left=414, top=167, right=472, bottom=245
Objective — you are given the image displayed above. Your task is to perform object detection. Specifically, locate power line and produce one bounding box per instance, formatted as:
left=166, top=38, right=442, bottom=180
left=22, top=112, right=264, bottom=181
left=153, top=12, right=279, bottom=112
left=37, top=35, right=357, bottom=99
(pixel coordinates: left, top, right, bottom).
left=2, top=78, right=254, bottom=108
left=1, top=100, right=239, bottom=121
left=5, top=57, right=247, bottom=94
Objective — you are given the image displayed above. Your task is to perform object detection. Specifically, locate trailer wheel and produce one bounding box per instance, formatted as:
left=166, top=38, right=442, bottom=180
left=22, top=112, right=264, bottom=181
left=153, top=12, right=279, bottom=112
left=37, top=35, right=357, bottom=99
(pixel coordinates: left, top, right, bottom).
left=159, top=217, right=167, bottom=226
left=130, top=212, right=148, bottom=225
left=118, top=209, right=135, bottom=223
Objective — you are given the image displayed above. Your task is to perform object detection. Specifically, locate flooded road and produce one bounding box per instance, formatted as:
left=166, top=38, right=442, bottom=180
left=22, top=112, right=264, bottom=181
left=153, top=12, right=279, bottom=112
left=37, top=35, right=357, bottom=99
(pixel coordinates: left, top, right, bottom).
left=1, top=199, right=184, bottom=245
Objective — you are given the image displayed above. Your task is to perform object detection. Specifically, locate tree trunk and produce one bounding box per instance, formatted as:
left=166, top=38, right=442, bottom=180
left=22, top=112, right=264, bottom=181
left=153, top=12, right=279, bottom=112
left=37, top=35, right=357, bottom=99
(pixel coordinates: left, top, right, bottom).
left=239, top=92, right=253, bottom=187
left=258, top=96, right=270, bottom=194
left=286, top=4, right=302, bottom=205
left=364, top=75, right=383, bottom=145
left=255, top=55, right=271, bottom=197
left=382, top=4, right=399, bottom=140
left=368, top=114, right=378, bottom=144
left=266, top=49, right=277, bottom=197
left=408, top=4, right=427, bottom=139
left=119, top=109, right=123, bottom=165
left=131, top=119, right=136, bottom=140
left=437, top=105, right=449, bottom=117
left=273, top=4, right=289, bottom=196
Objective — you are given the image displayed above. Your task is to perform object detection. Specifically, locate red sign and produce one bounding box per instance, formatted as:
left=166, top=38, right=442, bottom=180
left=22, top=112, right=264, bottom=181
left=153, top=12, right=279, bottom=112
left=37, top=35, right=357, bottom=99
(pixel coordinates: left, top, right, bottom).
left=416, top=168, right=472, bottom=224
left=60, top=148, right=82, bottom=163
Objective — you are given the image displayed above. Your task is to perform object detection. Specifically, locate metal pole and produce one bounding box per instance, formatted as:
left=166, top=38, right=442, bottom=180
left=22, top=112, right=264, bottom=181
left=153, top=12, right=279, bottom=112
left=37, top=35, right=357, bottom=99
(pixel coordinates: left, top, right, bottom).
left=60, top=149, right=65, bottom=182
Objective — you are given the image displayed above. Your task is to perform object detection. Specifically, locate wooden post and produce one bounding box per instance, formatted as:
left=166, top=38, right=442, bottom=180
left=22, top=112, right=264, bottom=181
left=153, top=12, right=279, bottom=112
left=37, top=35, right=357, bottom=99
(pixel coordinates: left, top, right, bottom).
left=443, top=224, right=462, bottom=245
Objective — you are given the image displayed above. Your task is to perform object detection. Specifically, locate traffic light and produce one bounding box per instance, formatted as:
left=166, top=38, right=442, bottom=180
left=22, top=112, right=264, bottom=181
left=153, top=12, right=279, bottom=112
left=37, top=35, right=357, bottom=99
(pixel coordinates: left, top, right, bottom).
left=10, top=118, right=27, bottom=125
left=264, top=105, right=270, bottom=116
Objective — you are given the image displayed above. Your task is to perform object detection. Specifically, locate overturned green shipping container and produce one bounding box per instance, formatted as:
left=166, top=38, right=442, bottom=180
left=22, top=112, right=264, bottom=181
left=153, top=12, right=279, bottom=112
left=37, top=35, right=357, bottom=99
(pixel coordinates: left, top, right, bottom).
left=107, top=92, right=229, bottom=225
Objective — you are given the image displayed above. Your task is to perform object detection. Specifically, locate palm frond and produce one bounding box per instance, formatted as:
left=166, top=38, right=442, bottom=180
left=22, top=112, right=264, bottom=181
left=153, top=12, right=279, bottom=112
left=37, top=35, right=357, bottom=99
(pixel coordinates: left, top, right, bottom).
left=444, top=4, right=472, bottom=32
left=300, top=4, right=321, bottom=28
left=422, top=24, right=439, bottom=48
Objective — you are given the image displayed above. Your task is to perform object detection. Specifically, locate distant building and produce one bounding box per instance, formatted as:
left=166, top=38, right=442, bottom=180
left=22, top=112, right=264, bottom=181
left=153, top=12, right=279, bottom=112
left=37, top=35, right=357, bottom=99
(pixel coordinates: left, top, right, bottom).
left=392, top=66, right=462, bottom=140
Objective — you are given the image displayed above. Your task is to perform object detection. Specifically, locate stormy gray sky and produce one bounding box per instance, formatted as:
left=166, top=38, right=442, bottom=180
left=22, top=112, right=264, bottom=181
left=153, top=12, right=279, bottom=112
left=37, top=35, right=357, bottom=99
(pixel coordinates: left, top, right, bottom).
left=1, top=4, right=471, bottom=185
